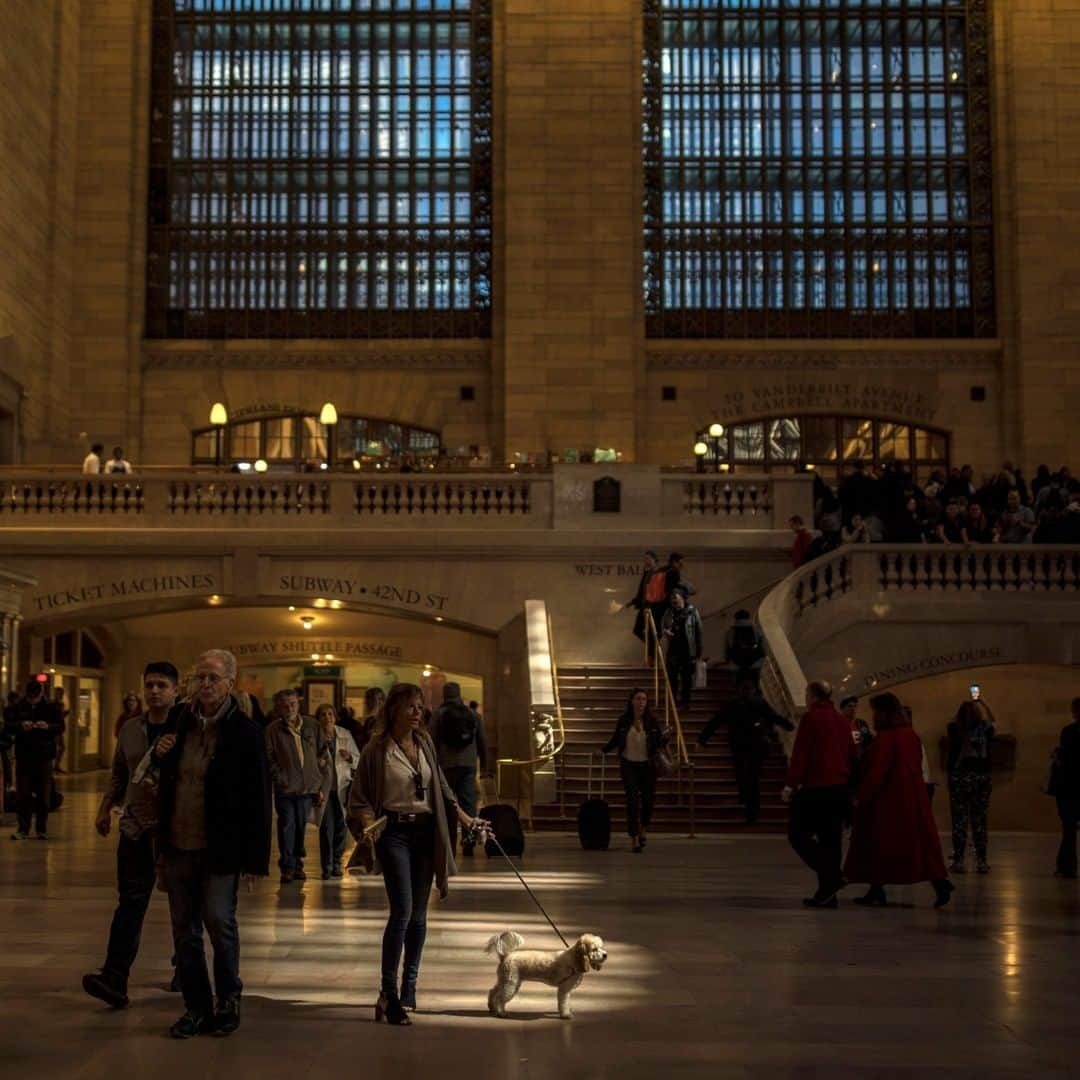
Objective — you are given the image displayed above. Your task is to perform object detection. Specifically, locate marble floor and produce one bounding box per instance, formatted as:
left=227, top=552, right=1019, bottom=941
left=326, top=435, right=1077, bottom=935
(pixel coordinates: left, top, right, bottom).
left=1, top=774, right=1078, bottom=1079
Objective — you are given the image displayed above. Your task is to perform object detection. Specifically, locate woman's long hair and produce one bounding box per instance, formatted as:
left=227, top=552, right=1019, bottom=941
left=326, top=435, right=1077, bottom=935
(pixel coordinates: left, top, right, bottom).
left=954, top=699, right=994, bottom=735
left=373, top=682, right=424, bottom=741
left=869, top=692, right=910, bottom=732
left=619, top=687, right=656, bottom=728
left=363, top=685, right=386, bottom=720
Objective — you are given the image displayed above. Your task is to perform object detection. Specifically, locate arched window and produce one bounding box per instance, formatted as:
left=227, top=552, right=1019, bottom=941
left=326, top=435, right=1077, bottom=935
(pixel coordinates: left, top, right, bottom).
left=147, top=0, right=493, bottom=339
left=192, top=412, right=440, bottom=469
left=694, top=416, right=949, bottom=483
left=644, top=2, right=994, bottom=338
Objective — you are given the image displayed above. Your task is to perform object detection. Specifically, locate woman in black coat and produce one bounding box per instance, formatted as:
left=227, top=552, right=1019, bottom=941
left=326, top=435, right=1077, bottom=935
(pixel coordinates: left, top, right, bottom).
left=602, top=688, right=669, bottom=853
left=1055, top=697, right=1080, bottom=878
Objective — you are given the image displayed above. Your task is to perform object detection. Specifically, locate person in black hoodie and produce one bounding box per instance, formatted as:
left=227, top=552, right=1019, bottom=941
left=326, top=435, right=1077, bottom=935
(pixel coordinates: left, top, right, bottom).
left=698, top=679, right=794, bottom=824
left=153, top=649, right=271, bottom=1040
left=1054, top=697, right=1080, bottom=878
left=602, top=688, right=669, bottom=853
left=6, top=678, right=65, bottom=841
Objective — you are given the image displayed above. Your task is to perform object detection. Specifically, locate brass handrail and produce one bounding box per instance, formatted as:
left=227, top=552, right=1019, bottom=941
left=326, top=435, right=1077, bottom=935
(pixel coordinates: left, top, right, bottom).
left=642, top=608, right=690, bottom=767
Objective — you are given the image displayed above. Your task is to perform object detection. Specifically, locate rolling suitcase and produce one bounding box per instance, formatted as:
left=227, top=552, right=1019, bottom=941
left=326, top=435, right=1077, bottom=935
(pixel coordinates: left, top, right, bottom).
left=480, top=803, right=525, bottom=858
left=577, top=752, right=611, bottom=851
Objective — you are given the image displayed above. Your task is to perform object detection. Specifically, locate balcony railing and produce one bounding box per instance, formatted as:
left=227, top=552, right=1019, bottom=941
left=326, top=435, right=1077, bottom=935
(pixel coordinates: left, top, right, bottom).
left=757, top=543, right=1080, bottom=723
left=0, top=469, right=812, bottom=533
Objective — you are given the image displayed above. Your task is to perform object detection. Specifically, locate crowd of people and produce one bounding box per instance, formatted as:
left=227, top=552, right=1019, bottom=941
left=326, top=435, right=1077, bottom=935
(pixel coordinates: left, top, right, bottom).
left=790, top=460, right=1080, bottom=566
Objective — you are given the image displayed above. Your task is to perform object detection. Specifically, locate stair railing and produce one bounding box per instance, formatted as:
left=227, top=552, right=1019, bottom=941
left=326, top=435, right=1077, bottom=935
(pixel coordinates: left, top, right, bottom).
left=642, top=608, right=696, bottom=838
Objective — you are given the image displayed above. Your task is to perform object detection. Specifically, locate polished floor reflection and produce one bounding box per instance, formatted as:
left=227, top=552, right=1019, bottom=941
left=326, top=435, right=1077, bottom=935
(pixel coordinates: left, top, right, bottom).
left=1, top=775, right=1077, bottom=1078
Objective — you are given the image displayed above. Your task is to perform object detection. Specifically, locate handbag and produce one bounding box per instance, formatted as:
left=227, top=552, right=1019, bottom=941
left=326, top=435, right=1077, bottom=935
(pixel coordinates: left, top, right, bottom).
left=693, top=658, right=708, bottom=690
left=1041, top=748, right=1062, bottom=797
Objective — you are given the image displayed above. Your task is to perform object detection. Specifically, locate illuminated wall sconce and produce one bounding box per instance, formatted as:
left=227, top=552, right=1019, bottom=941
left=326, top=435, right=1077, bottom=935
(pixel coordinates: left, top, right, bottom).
left=300, top=616, right=315, bottom=630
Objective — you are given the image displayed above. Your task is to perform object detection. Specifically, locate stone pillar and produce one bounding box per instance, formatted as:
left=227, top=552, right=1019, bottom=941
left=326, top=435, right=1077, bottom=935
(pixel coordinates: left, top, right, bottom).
left=496, top=0, right=643, bottom=463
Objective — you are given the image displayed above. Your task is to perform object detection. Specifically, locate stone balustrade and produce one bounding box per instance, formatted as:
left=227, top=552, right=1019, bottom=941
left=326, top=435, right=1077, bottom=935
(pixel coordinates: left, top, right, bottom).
left=757, top=543, right=1080, bottom=720
left=0, top=468, right=812, bottom=533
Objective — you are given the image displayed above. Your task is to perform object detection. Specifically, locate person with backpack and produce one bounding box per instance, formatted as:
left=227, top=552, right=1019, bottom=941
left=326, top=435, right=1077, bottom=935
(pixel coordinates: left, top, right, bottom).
left=431, top=683, right=486, bottom=857
left=640, top=555, right=671, bottom=662
left=698, top=678, right=793, bottom=824
left=623, top=549, right=660, bottom=642
left=724, top=610, right=765, bottom=685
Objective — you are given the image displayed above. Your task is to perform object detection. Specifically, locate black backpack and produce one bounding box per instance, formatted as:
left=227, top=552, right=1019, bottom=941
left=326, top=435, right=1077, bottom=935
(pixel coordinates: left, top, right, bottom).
left=729, top=624, right=763, bottom=669
left=438, top=702, right=476, bottom=750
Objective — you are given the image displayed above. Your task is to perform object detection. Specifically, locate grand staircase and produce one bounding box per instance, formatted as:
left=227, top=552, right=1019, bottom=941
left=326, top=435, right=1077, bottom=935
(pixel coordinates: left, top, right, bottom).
left=530, top=663, right=789, bottom=834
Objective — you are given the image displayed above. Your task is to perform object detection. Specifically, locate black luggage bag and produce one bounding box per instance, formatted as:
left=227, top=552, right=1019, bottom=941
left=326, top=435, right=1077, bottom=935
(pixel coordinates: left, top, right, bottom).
left=577, top=751, right=611, bottom=851
left=480, top=803, right=525, bottom=858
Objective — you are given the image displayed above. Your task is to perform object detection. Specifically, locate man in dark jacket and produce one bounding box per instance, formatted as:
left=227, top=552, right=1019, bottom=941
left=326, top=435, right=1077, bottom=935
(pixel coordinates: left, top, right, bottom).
left=699, top=678, right=793, bottom=824
left=432, top=682, right=486, bottom=856
left=153, top=649, right=271, bottom=1039
left=82, top=661, right=180, bottom=1008
left=1055, top=696, right=1080, bottom=878
left=6, top=678, right=65, bottom=840
left=784, top=681, right=856, bottom=907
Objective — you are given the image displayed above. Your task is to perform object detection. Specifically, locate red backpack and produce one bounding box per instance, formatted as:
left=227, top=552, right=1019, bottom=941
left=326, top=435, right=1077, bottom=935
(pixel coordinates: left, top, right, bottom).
left=643, top=568, right=668, bottom=604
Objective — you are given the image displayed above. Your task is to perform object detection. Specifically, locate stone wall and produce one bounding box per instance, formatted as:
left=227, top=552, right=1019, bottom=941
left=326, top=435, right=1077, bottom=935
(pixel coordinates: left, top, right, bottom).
left=0, top=0, right=80, bottom=462
left=2, top=2, right=1078, bottom=475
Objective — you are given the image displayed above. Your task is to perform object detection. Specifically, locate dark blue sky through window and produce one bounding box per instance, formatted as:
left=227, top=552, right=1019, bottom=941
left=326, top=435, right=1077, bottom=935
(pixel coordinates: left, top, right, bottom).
left=643, top=0, right=994, bottom=338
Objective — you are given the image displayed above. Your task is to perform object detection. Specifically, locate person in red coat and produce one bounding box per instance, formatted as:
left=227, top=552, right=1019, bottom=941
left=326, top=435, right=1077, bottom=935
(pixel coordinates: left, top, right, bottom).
left=844, top=692, right=954, bottom=909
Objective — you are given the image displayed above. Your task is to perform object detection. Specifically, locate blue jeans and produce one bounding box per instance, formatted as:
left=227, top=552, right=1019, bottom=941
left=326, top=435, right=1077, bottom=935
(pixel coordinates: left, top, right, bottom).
left=103, top=831, right=157, bottom=984
left=275, top=794, right=313, bottom=872
left=162, top=846, right=241, bottom=1018
left=319, top=789, right=347, bottom=872
left=376, top=818, right=436, bottom=997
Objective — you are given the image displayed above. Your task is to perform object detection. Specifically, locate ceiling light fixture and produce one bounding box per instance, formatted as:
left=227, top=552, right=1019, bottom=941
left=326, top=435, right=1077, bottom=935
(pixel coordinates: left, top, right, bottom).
left=300, top=616, right=315, bottom=630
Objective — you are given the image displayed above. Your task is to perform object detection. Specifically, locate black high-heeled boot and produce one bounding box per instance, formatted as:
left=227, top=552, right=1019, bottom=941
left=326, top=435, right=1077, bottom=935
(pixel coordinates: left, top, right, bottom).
left=375, top=990, right=411, bottom=1025
left=853, top=884, right=888, bottom=906
left=932, top=878, right=955, bottom=909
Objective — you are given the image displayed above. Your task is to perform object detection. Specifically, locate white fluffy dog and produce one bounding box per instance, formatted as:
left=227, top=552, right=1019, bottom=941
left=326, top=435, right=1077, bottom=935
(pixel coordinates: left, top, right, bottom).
left=486, top=931, right=608, bottom=1019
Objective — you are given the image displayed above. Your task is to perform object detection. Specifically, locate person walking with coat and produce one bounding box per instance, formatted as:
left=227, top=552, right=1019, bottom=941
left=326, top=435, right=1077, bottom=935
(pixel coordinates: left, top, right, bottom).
left=152, top=649, right=272, bottom=1039
left=6, top=678, right=65, bottom=841
left=698, top=678, right=793, bottom=824
left=946, top=699, right=996, bottom=874
left=347, top=682, right=485, bottom=1025
left=265, top=689, right=327, bottom=884
left=1053, top=697, right=1080, bottom=878
left=662, top=587, right=704, bottom=711
left=843, top=693, right=954, bottom=909
left=316, top=704, right=360, bottom=880
left=783, top=681, right=856, bottom=908
left=602, top=688, right=670, bottom=853
left=623, top=550, right=660, bottom=642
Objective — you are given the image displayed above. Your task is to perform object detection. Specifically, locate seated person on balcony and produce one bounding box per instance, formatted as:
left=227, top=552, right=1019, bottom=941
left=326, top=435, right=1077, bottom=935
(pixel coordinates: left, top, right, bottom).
left=698, top=678, right=793, bottom=825
left=623, top=549, right=660, bottom=643
left=724, top=610, right=765, bottom=685
left=994, top=490, right=1035, bottom=544
left=662, top=587, right=704, bottom=712
left=935, top=501, right=967, bottom=544
left=104, top=446, right=133, bottom=474
left=891, top=496, right=927, bottom=543
left=842, top=513, right=872, bottom=545
left=82, top=442, right=104, bottom=474
left=783, top=681, right=856, bottom=908
left=961, top=502, right=995, bottom=544
left=431, top=683, right=486, bottom=857
left=602, top=688, right=669, bottom=854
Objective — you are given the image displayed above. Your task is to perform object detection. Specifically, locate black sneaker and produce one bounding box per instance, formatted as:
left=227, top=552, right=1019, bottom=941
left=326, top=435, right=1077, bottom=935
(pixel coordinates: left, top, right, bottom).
left=213, top=996, right=241, bottom=1036
left=170, top=1011, right=214, bottom=1039
left=82, top=971, right=129, bottom=1009
left=331, top=864, right=343, bottom=878
left=293, top=867, right=307, bottom=882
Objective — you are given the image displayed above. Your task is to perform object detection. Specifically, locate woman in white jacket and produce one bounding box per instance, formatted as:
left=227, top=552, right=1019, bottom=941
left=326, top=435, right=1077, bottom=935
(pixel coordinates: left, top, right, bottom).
left=316, top=705, right=360, bottom=879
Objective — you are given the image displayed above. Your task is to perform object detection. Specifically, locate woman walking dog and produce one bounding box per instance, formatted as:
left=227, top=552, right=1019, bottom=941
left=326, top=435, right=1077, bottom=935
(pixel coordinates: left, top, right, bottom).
left=602, top=688, right=670, bottom=853
left=347, top=683, right=486, bottom=1026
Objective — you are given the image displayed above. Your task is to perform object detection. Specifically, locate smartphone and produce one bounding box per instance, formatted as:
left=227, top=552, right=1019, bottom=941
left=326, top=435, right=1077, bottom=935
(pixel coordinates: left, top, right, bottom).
left=969, top=684, right=981, bottom=701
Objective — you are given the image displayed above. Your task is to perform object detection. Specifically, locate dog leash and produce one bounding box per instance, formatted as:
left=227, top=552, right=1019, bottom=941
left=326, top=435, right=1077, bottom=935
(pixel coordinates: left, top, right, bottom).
left=479, top=829, right=570, bottom=949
